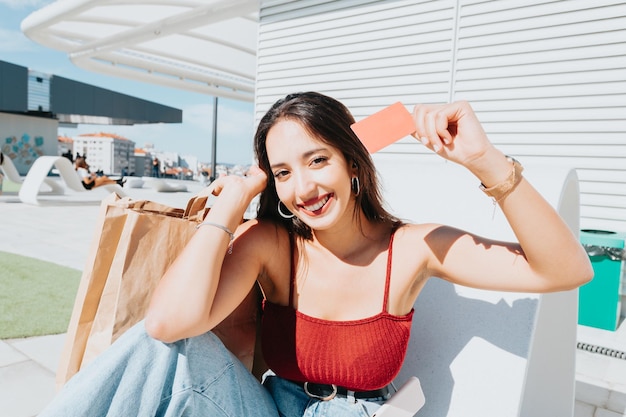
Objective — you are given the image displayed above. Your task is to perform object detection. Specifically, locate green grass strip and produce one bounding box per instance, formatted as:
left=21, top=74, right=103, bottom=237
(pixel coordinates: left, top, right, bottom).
left=1, top=178, right=21, bottom=193
left=0, top=251, right=80, bottom=339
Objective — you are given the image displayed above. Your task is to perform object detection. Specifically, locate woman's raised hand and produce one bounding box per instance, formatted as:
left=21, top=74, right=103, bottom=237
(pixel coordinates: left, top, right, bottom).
left=198, top=165, right=267, bottom=205
left=411, top=101, right=497, bottom=169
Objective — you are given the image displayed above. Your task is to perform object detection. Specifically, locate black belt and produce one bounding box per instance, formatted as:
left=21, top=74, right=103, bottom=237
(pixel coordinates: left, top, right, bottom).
left=291, top=380, right=390, bottom=401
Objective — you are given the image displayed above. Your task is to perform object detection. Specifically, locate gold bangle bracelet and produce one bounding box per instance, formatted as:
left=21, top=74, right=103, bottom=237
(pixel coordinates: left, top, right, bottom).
left=479, top=156, right=524, bottom=203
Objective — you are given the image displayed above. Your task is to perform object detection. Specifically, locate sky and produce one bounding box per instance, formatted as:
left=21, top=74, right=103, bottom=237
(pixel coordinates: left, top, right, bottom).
left=0, top=0, right=256, bottom=165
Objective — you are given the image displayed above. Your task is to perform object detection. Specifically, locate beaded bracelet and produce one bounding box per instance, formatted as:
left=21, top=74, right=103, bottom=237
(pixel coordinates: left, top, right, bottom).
left=479, top=156, right=524, bottom=203
left=196, top=221, right=234, bottom=254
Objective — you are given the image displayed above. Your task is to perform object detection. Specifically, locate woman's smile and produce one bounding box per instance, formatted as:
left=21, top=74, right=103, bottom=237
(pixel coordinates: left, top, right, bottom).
left=299, top=193, right=333, bottom=215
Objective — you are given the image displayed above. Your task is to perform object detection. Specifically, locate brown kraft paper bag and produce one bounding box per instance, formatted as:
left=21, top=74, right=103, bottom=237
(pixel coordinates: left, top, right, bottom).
left=55, top=193, right=128, bottom=390
left=56, top=193, right=260, bottom=389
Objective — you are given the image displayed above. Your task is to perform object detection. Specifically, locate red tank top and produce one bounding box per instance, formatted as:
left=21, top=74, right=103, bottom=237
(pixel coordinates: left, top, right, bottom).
left=261, top=231, right=414, bottom=391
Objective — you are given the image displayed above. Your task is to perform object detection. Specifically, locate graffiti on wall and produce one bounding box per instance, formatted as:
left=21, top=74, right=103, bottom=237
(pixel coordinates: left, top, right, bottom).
left=2, top=134, right=45, bottom=167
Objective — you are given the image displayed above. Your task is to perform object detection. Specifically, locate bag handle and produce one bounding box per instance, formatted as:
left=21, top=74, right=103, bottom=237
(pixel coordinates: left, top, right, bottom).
left=118, top=194, right=210, bottom=221
left=126, top=200, right=185, bottom=218
left=184, top=195, right=209, bottom=222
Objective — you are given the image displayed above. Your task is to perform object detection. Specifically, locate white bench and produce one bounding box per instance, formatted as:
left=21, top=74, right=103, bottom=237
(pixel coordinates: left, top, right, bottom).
left=0, top=154, right=64, bottom=194
left=374, top=155, right=579, bottom=417
left=142, top=176, right=188, bottom=192
left=18, top=156, right=126, bottom=205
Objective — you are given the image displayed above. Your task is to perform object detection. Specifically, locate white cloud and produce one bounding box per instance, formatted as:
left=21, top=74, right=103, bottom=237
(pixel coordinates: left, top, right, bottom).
left=0, top=0, right=51, bottom=9
left=183, top=103, right=215, bottom=131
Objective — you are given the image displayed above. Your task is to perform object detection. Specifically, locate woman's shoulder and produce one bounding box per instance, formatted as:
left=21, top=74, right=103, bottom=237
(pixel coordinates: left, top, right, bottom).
left=394, top=221, right=445, bottom=240
left=393, top=222, right=469, bottom=268
left=234, top=219, right=292, bottom=295
left=392, top=222, right=451, bottom=262
left=235, top=219, right=291, bottom=253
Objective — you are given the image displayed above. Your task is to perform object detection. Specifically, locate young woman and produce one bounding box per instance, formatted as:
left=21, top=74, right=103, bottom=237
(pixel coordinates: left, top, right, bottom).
left=75, top=156, right=125, bottom=189
left=40, top=92, right=592, bottom=417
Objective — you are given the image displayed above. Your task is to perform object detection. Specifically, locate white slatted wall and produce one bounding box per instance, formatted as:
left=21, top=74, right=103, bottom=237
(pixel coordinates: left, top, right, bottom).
left=257, top=0, right=626, bottom=232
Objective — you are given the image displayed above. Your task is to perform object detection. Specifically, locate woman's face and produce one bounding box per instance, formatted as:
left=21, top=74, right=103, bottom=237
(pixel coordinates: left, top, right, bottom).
left=266, top=119, right=356, bottom=231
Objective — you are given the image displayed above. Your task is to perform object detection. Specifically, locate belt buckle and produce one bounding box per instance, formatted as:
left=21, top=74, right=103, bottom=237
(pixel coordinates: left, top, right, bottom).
left=303, top=382, right=337, bottom=401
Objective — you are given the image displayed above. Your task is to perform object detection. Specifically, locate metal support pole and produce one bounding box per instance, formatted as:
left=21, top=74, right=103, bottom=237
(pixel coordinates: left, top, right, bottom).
left=210, top=96, right=218, bottom=182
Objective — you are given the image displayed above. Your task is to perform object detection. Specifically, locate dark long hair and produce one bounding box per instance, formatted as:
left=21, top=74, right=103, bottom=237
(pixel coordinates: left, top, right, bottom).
left=254, top=92, right=401, bottom=239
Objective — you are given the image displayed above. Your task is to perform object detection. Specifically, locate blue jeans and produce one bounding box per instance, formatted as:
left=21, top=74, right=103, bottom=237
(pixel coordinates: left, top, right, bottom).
left=40, top=321, right=383, bottom=417
left=264, top=375, right=383, bottom=417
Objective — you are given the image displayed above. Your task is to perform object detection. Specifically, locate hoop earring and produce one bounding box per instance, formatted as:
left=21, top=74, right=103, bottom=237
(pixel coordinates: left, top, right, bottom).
left=351, top=177, right=360, bottom=196
left=277, top=200, right=295, bottom=219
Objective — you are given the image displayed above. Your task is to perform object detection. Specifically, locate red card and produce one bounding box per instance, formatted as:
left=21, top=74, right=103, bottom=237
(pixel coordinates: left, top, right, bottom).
left=350, top=102, right=416, bottom=153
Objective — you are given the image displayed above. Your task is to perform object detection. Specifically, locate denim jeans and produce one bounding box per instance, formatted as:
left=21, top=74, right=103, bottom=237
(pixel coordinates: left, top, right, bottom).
left=40, top=321, right=383, bottom=417
left=264, top=374, right=383, bottom=417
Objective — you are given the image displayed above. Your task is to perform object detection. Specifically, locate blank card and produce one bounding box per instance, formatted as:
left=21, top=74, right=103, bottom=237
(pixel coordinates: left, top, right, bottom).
left=350, top=102, right=416, bottom=153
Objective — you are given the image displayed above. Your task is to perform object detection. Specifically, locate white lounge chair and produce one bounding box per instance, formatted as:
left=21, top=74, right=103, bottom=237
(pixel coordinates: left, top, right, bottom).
left=142, top=176, right=187, bottom=192
left=124, top=176, right=145, bottom=189
left=0, top=154, right=64, bottom=194
left=18, top=156, right=126, bottom=205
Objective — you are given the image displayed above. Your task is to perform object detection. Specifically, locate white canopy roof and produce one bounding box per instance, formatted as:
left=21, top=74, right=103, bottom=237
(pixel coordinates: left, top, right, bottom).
left=22, top=0, right=259, bottom=102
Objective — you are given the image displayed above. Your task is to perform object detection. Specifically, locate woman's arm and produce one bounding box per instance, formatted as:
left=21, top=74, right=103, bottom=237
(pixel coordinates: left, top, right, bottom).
left=145, top=168, right=270, bottom=343
left=83, top=174, right=95, bottom=185
left=412, top=101, right=593, bottom=293
left=76, top=168, right=94, bottom=184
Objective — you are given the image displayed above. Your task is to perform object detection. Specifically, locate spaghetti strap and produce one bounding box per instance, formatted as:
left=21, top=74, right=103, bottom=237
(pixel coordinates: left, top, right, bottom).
left=382, top=229, right=396, bottom=313
left=288, top=232, right=296, bottom=308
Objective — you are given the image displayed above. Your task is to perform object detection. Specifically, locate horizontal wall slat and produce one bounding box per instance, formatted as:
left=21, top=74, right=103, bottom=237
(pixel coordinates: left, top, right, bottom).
left=456, top=68, right=626, bottom=91
left=258, top=50, right=452, bottom=73
left=260, top=6, right=452, bottom=49
left=258, top=63, right=450, bottom=88
left=456, top=44, right=625, bottom=70
left=580, top=194, right=626, bottom=210
left=257, top=74, right=448, bottom=93
left=456, top=56, right=626, bottom=82
left=579, top=218, right=626, bottom=232
left=462, top=0, right=623, bottom=16
left=454, top=82, right=626, bottom=101
left=460, top=18, right=626, bottom=49
left=481, top=132, right=626, bottom=146
left=260, top=0, right=448, bottom=35
left=578, top=169, right=626, bottom=183
left=475, top=107, right=626, bottom=123
left=260, top=35, right=451, bottom=64
left=581, top=206, right=626, bottom=222
left=480, top=121, right=626, bottom=133
left=469, top=96, right=626, bottom=111
left=258, top=56, right=449, bottom=80
left=580, top=182, right=626, bottom=195
left=460, top=2, right=626, bottom=37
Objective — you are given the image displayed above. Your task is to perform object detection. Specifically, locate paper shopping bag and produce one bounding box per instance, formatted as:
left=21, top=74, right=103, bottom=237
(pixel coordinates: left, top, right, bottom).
left=55, top=193, right=128, bottom=390
left=81, top=199, right=197, bottom=365
left=57, top=193, right=260, bottom=388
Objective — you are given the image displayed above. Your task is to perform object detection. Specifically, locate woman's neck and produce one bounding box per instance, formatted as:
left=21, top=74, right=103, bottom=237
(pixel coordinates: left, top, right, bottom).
left=308, top=213, right=389, bottom=262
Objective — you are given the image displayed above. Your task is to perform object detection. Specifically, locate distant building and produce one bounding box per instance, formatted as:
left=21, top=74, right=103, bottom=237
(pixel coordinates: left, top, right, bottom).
left=179, top=154, right=199, bottom=178
left=72, top=132, right=135, bottom=175
left=0, top=60, right=181, bottom=175
left=133, top=148, right=152, bottom=177
left=57, top=135, right=73, bottom=159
